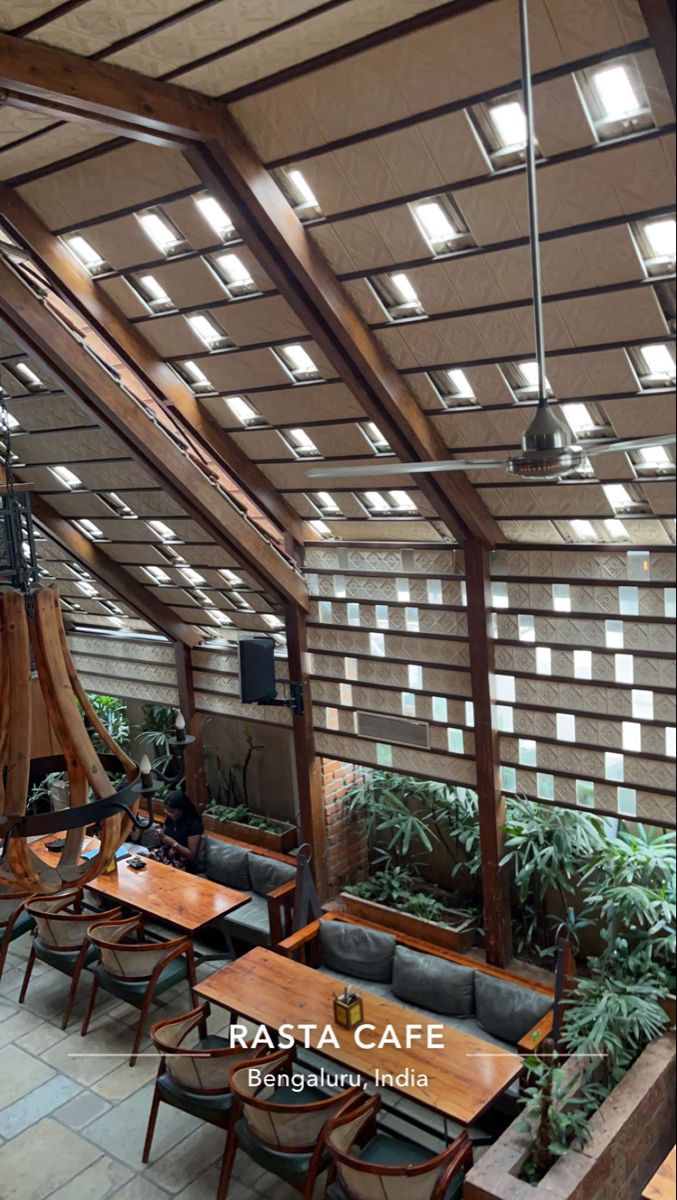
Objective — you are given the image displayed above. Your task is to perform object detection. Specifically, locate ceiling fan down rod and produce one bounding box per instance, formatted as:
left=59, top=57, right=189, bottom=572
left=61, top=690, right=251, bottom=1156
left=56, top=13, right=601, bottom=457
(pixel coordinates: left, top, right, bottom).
left=519, top=0, right=548, bottom=409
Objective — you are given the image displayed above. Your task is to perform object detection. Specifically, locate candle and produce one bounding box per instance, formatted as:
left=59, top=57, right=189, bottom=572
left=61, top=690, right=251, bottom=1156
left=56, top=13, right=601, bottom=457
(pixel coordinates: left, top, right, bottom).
left=175, top=711, right=186, bottom=742
left=139, top=754, right=153, bottom=789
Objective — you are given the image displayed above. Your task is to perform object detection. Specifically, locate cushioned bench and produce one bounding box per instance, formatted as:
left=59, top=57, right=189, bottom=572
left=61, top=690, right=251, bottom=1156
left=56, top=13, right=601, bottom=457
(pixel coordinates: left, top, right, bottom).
left=281, top=915, right=554, bottom=1111
left=202, top=836, right=297, bottom=948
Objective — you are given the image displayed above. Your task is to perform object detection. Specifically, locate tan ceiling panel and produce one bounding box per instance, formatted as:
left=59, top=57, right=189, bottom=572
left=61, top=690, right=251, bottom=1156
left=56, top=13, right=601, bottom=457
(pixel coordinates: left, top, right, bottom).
left=483, top=481, right=615, bottom=517
left=499, top=518, right=563, bottom=542
left=0, top=107, right=54, bottom=148
left=17, top=428, right=126, bottom=464
left=547, top=348, right=639, bottom=397
left=24, top=0, right=202, bottom=56
left=533, top=75, right=594, bottom=157
left=0, top=123, right=114, bottom=182
left=208, top=381, right=365, bottom=425
left=0, top=1, right=66, bottom=28
left=228, top=427, right=296, bottom=460
left=215, top=294, right=308, bottom=345
left=5, top=392, right=88, bottom=431
left=28, top=460, right=155, bottom=492
left=541, top=0, right=646, bottom=60
left=553, top=287, right=668, bottom=347
left=179, top=0, right=451, bottom=96
left=640, top=481, right=676, bottom=513
left=602, top=393, right=676, bottom=437
left=18, top=143, right=199, bottom=230
left=180, top=348, right=290, bottom=390
left=80, top=216, right=167, bottom=272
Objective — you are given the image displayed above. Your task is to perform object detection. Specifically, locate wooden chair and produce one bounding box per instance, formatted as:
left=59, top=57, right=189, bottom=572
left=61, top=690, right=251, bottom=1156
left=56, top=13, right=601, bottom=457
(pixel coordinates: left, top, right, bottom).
left=0, top=889, right=34, bottom=982
left=81, top=914, right=197, bottom=1066
left=220, top=1047, right=362, bottom=1200
left=143, top=1004, right=256, bottom=1178
left=324, top=1094, right=473, bottom=1200
left=18, top=889, right=122, bottom=1029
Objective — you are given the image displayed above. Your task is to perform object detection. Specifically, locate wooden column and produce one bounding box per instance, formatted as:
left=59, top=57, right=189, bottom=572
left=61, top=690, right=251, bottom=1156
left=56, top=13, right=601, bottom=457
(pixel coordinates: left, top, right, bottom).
left=174, top=642, right=208, bottom=812
left=284, top=602, right=328, bottom=900
left=639, top=0, right=676, bottom=112
left=464, top=540, right=513, bottom=967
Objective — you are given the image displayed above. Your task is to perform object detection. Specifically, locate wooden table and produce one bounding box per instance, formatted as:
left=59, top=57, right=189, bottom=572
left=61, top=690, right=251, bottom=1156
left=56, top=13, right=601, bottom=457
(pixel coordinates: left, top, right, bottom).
left=643, top=1147, right=676, bottom=1200
left=195, top=947, right=522, bottom=1125
left=32, top=837, right=250, bottom=933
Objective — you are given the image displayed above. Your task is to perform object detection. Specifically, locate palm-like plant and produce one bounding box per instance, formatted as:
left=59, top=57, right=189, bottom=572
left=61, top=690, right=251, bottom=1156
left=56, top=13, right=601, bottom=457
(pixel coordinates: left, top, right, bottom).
left=345, top=770, right=438, bottom=865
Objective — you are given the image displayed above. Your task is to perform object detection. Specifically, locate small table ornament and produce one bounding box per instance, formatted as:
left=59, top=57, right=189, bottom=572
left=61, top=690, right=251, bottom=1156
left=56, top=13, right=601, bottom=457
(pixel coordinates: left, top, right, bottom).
left=333, top=984, right=364, bottom=1029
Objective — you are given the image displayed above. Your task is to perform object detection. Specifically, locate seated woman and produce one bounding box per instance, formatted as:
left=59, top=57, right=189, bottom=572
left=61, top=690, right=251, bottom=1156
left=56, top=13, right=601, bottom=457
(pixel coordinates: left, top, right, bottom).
left=147, top=790, right=203, bottom=873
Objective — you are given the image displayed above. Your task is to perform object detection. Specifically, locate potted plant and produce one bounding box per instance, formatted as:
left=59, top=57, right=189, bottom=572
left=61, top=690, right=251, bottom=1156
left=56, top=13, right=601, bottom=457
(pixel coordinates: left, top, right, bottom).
left=342, top=863, right=478, bottom=952
left=203, top=728, right=297, bottom=852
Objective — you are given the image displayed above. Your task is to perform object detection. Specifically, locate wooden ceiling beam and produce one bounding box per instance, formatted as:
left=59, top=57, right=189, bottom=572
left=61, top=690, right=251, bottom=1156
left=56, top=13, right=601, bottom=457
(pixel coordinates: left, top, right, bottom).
left=0, top=258, right=309, bottom=610
left=639, top=0, right=676, bottom=112
left=0, top=185, right=308, bottom=550
left=29, top=494, right=202, bottom=646
left=0, top=32, right=500, bottom=546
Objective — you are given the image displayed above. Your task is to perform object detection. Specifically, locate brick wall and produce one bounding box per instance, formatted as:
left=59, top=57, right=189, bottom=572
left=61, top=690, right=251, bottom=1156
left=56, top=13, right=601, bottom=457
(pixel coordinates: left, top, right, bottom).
left=321, top=758, right=370, bottom=897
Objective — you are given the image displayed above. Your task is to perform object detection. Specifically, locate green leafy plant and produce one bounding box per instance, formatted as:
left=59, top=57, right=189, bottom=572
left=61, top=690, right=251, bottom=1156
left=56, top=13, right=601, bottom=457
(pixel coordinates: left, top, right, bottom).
left=134, top=703, right=184, bottom=792
left=345, top=770, right=438, bottom=866
left=518, top=1056, right=606, bottom=1184
left=561, top=968, right=669, bottom=1089
left=26, top=771, right=63, bottom=815
left=205, top=803, right=293, bottom=835
left=344, top=865, right=475, bottom=927
left=85, top=693, right=130, bottom=752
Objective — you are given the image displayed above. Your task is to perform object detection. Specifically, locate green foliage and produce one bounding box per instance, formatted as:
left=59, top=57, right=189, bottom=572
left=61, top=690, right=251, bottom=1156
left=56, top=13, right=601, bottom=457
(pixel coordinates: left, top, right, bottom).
left=26, top=771, right=63, bottom=815
left=205, top=803, right=293, bottom=835
left=86, top=693, right=130, bottom=752
left=561, top=969, right=669, bottom=1088
left=345, top=866, right=447, bottom=923
left=518, top=1057, right=607, bottom=1183
left=134, top=703, right=184, bottom=792
left=345, top=770, right=438, bottom=865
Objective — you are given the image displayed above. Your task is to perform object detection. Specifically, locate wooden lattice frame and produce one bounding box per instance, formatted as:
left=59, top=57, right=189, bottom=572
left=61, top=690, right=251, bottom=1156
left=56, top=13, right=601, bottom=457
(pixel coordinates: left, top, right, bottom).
left=0, top=586, right=139, bottom=892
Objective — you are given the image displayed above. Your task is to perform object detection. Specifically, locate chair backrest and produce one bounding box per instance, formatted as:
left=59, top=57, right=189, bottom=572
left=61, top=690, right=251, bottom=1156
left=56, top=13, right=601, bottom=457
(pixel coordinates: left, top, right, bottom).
left=151, top=1004, right=253, bottom=1094
left=230, top=1048, right=362, bottom=1153
left=326, top=1095, right=472, bottom=1200
left=27, top=891, right=118, bottom=950
left=87, top=915, right=187, bottom=979
left=0, top=889, right=33, bottom=928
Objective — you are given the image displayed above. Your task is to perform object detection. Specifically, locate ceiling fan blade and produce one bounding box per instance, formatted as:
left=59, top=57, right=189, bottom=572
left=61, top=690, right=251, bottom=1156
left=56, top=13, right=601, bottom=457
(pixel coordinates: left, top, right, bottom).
left=584, top=433, right=676, bottom=457
left=308, top=457, right=511, bottom=480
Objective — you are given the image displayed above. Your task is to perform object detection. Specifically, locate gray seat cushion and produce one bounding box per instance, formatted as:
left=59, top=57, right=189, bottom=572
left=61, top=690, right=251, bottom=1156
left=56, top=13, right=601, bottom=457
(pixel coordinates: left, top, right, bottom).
left=204, top=839, right=251, bottom=891
left=319, top=922, right=396, bottom=983
left=475, top=973, right=552, bottom=1045
left=319, top=967, right=393, bottom=1002
left=248, top=854, right=296, bottom=897
left=392, top=946, right=475, bottom=1017
left=217, top=894, right=271, bottom=947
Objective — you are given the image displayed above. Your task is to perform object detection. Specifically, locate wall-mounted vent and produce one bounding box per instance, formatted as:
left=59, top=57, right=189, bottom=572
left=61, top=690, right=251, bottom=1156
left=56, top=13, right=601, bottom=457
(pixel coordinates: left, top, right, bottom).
left=355, top=711, right=430, bottom=749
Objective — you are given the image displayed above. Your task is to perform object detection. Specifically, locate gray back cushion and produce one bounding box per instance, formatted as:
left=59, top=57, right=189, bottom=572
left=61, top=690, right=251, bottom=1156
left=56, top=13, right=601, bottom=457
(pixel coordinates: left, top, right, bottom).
left=475, top=973, right=552, bottom=1045
left=204, top=839, right=251, bottom=891
left=248, top=853, right=296, bottom=897
left=319, top=921, right=396, bottom=983
left=392, top=946, right=475, bottom=1017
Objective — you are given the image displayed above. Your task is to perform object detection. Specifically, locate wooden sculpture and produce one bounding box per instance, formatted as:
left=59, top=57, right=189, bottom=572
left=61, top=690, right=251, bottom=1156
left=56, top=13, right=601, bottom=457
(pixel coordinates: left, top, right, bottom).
left=0, top=587, right=140, bottom=893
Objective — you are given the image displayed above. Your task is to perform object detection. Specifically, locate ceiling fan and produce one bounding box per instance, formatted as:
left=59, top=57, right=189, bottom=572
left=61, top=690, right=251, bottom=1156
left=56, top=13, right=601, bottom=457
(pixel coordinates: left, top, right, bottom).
left=311, top=0, right=675, bottom=486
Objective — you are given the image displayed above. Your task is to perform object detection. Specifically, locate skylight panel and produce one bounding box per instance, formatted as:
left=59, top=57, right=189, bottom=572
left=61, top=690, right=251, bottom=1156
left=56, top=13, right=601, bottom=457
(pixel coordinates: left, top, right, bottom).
left=132, top=273, right=175, bottom=313
left=49, top=465, right=82, bottom=490
left=635, top=343, right=676, bottom=385
left=262, top=613, right=284, bottom=629
left=503, top=360, right=553, bottom=400
left=225, top=396, right=265, bottom=426
left=562, top=403, right=597, bottom=435
left=146, top=519, right=179, bottom=542
left=76, top=579, right=99, bottom=598
left=180, top=566, right=206, bottom=586
left=211, top=253, right=257, bottom=297
left=576, top=57, right=653, bottom=141
left=277, top=344, right=322, bottom=382
left=312, top=491, right=341, bottom=515
left=177, top=360, right=214, bottom=393
left=410, top=195, right=475, bottom=255
left=633, top=216, right=676, bottom=276
left=137, top=208, right=187, bottom=256
left=428, top=367, right=477, bottom=408
left=363, top=490, right=390, bottom=512
left=186, top=313, right=231, bottom=351
left=102, top=492, right=137, bottom=518
left=604, top=518, right=629, bottom=540
left=73, top=518, right=105, bottom=541
left=371, top=273, right=425, bottom=319
left=144, top=565, right=171, bottom=584
left=359, top=490, right=417, bottom=516
left=569, top=519, right=599, bottom=540
left=278, top=168, right=321, bottom=219
left=389, top=490, right=417, bottom=511
left=308, top=518, right=334, bottom=538
left=284, top=427, right=320, bottom=457
left=361, top=421, right=391, bottom=454
left=632, top=444, right=673, bottom=474
left=12, top=362, right=45, bottom=390
left=64, top=234, right=108, bottom=274
left=472, top=94, right=536, bottom=168
left=0, top=409, right=19, bottom=432
left=219, top=568, right=243, bottom=586
left=205, top=608, right=233, bottom=626
left=603, top=483, right=637, bottom=513
left=194, top=195, right=235, bottom=241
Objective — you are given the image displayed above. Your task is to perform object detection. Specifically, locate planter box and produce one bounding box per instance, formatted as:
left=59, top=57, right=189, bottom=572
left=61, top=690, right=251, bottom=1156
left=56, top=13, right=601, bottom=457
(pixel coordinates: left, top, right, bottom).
left=203, top=814, right=298, bottom=854
left=340, top=892, right=476, bottom=953
left=464, top=1033, right=676, bottom=1200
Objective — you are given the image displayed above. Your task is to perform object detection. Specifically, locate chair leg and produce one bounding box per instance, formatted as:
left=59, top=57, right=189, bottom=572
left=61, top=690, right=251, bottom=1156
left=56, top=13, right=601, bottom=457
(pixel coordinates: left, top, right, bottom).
left=80, top=975, right=99, bottom=1037
left=217, top=1126, right=238, bottom=1200
left=62, top=972, right=80, bottom=1031
left=0, top=932, right=10, bottom=983
left=142, top=1082, right=162, bottom=1163
left=130, top=987, right=155, bottom=1067
left=18, top=945, right=36, bottom=1005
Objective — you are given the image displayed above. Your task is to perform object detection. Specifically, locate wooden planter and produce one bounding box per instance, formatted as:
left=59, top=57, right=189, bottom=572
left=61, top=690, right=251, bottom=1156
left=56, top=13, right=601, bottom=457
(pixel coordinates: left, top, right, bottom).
left=464, top=1035, right=676, bottom=1200
left=340, top=892, right=476, bottom=953
left=203, top=813, right=298, bottom=854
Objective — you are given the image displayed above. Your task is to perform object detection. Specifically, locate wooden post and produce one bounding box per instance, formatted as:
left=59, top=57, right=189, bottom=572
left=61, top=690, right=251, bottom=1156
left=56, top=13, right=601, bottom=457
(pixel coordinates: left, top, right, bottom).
left=174, top=642, right=208, bottom=812
left=284, top=603, right=328, bottom=900
left=639, top=0, right=676, bottom=112
left=464, top=540, right=513, bottom=967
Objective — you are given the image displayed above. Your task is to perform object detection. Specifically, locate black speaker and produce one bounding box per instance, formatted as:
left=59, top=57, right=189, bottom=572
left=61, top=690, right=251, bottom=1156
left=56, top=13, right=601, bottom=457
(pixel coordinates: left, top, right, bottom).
left=237, top=636, right=278, bottom=704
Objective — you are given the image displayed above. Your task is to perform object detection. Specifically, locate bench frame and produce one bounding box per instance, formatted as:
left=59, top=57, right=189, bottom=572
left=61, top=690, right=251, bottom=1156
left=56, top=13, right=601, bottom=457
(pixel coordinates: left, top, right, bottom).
left=279, top=911, right=555, bottom=1054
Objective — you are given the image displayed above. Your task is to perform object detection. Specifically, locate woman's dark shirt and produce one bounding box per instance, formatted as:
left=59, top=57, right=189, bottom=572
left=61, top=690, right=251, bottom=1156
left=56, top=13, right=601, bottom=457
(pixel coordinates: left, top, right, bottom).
left=163, top=816, right=203, bottom=872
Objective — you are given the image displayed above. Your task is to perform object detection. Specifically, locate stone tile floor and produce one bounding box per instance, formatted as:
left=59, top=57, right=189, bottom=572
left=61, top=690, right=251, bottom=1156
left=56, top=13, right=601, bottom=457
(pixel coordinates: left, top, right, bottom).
left=0, top=930, right=303, bottom=1200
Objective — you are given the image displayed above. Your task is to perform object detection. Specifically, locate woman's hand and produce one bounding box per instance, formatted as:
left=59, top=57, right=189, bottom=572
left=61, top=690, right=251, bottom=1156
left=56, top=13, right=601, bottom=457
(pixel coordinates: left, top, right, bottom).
left=159, top=831, right=177, bottom=848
